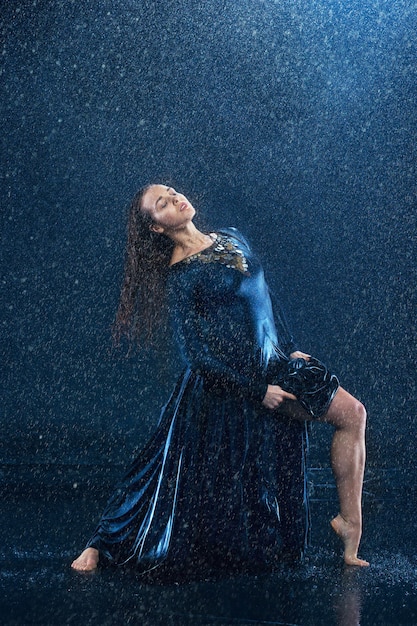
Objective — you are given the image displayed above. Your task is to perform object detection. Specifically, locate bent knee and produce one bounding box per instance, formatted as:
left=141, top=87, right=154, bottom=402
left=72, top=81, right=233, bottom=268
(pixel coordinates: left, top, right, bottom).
left=326, top=390, right=367, bottom=429
left=352, top=399, right=367, bottom=430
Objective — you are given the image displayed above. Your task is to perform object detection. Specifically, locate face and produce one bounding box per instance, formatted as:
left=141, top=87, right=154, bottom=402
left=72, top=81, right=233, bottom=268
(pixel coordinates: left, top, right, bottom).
left=141, top=184, right=195, bottom=233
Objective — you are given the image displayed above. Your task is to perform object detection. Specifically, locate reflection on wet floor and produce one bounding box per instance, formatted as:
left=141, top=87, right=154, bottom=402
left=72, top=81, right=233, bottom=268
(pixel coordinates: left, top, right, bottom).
left=1, top=483, right=416, bottom=625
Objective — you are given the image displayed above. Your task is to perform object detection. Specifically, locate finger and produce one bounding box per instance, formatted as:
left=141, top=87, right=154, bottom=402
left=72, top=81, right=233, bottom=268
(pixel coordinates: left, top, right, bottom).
left=282, top=390, right=297, bottom=401
left=291, top=351, right=309, bottom=360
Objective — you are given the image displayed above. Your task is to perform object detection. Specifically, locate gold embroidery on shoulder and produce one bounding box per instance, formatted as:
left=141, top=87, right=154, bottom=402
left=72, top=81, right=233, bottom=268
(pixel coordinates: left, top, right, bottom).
left=182, top=233, right=250, bottom=275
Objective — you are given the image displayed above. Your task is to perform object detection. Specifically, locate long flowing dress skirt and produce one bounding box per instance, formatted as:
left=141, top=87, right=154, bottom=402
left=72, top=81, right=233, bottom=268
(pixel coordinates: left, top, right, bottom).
left=87, top=368, right=310, bottom=580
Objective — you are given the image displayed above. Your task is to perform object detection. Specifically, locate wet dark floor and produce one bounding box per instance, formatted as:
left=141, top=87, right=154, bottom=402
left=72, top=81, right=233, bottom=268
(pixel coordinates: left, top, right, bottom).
left=1, top=478, right=416, bottom=625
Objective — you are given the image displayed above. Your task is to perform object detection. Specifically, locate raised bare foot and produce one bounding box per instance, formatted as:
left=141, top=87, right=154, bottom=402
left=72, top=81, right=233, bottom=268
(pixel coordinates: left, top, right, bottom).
left=71, top=547, right=99, bottom=572
left=330, top=514, right=369, bottom=567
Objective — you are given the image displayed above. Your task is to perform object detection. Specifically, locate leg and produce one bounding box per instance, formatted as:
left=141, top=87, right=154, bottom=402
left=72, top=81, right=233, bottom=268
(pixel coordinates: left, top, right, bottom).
left=280, top=387, right=369, bottom=566
left=322, top=388, right=368, bottom=566
left=71, top=547, right=99, bottom=572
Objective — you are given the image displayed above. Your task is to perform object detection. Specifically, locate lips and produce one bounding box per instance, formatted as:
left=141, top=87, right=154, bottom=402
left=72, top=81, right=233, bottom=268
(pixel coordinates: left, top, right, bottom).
left=179, top=202, right=188, bottom=212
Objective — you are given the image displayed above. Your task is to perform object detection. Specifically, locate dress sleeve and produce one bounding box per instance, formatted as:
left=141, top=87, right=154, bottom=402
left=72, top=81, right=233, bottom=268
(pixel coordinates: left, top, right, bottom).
left=225, top=227, right=297, bottom=357
left=169, top=276, right=268, bottom=403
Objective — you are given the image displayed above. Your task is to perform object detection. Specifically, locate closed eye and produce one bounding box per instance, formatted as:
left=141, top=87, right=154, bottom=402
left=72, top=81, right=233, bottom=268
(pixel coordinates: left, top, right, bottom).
left=162, top=188, right=176, bottom=207
left=155, top=187, right=176, bottom=211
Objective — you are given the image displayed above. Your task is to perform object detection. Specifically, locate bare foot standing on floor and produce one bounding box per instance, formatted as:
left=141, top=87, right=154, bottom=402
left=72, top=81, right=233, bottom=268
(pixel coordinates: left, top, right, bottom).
left=71, top=547, right=99, bottom=572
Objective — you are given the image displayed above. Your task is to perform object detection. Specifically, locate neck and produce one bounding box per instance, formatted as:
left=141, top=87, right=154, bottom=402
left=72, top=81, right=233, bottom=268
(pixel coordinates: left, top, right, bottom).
left=165, top=223, right=214, bottom=265
left=167, top=223, right=210, bottom=252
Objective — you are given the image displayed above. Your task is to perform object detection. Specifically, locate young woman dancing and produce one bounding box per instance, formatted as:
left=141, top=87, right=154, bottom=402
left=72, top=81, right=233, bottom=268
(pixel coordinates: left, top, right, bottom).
left=72, top=184, right=368, bottom=574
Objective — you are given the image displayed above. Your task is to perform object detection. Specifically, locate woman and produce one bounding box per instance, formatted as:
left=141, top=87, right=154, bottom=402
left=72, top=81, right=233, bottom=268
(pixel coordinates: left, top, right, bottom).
left=72, top=184, right=368, bottom=574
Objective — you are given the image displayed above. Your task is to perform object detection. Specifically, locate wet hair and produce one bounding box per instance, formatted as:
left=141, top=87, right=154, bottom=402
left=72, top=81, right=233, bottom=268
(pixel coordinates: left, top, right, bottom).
left=113, top=185, right=175, bottom=348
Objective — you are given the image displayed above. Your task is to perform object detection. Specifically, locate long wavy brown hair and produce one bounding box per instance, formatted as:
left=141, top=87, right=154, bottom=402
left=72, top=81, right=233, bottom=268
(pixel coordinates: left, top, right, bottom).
left=112, top=185, right=175, bottom=348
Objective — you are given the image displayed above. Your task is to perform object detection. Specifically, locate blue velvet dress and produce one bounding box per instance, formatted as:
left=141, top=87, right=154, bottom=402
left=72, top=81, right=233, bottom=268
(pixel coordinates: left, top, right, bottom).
left=87, top=228, right=310, bottom=579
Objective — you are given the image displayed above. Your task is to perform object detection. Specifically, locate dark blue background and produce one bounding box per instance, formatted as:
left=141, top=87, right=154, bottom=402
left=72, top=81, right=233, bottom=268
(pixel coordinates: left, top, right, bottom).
left=1, top=0, right=416, bottom=481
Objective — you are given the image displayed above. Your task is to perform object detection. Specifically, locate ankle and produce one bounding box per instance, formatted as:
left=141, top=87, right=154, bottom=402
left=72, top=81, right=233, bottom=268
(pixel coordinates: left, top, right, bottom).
left=336, top=513, right=361, bottom=526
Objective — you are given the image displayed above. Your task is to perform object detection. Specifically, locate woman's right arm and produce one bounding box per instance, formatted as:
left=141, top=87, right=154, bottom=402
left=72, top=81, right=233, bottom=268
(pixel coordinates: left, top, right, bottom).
left=169, top=279, right=268, bottom=403
left=262, top=385, right=297, bottom=410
